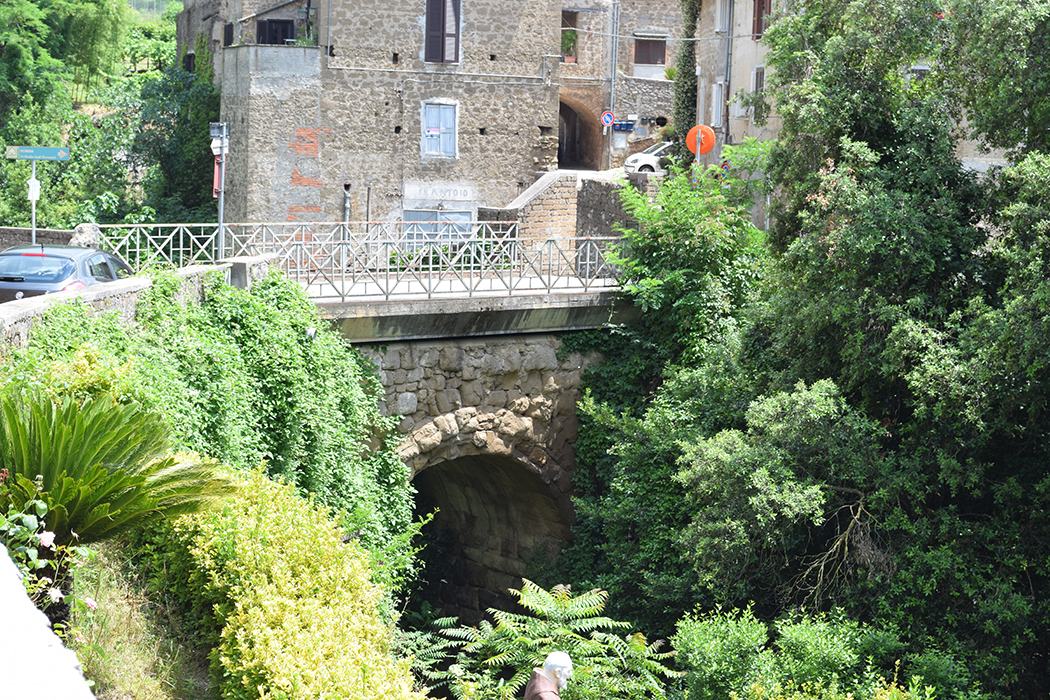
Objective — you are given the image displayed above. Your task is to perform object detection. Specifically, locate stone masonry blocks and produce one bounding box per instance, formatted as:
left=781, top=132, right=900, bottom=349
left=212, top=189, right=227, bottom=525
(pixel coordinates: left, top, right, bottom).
left=359, top=334, right=600, bottom=495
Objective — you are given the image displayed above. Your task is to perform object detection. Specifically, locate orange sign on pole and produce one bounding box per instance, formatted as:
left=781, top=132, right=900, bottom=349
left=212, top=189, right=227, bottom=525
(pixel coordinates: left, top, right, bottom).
left=686, top=125, right=716, bottom=156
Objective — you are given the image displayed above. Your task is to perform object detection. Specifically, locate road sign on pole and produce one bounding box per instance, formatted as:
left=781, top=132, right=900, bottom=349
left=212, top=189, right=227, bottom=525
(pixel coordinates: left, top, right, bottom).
left=600, top=111, right=615, bottom=127
left=685, top=125, right=716, bottom=157
left=6, top=146, right=71, bottom=244
left=5, top=146, right=70, bottom=161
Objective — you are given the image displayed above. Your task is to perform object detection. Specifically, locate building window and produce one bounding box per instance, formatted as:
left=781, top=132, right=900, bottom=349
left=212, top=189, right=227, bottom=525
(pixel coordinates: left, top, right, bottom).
left=182, top=52, right=195, bottom=72
left=717, top=0, right=731, bottom=32
left=711, top=82, right=725, bottom=127
left=634, top=39, right=666, bottom=65
left=752, top=66, right=765, bottom=95
left=561, top=11, right=578, bottom=62
left=752, top=0, right=772, bottom=38
left=404, top=209, right=471, bottom=245
left=425, top=0, right=460, bottom=63
left=257, top=19, right=295, bottom=44
left=422, top=102, right=457, bottom=157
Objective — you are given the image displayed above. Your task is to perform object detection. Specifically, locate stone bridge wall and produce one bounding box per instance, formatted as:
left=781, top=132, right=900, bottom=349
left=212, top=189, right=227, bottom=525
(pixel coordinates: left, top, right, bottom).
left=359, top=333, right=600, bottom=619
left=360, top=334, right=597, bottom=493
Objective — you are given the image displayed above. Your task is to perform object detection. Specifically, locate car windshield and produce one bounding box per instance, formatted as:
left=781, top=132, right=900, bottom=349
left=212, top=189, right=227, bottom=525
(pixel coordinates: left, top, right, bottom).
left=0, top=253, right=76, bottom=283
left=642, top=141, right=671, bottom=154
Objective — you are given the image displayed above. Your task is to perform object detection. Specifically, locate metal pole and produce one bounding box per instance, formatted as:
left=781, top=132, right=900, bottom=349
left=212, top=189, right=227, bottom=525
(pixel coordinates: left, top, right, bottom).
left=30, top=160, right=36, bottom=245
left=218, top=123, right=227, bottom=259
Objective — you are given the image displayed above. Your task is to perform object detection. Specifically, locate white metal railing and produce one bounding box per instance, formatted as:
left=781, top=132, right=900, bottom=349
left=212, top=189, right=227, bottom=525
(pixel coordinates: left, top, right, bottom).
left=97, top=222, right=622, bottom=301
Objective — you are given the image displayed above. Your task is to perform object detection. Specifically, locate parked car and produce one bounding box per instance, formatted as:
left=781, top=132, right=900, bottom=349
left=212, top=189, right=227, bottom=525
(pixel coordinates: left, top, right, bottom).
left=0, top=245, right=134, bottom=303
left=623, top=141, right=674, bottom=174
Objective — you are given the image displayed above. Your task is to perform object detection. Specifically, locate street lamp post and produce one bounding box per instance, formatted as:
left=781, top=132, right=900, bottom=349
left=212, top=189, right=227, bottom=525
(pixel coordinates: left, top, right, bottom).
left=210, top=121, right=230, bottom=260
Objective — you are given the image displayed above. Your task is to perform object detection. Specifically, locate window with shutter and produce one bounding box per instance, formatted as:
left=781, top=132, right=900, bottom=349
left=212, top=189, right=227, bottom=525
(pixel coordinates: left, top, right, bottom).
left=224, top=23, right=234, bottom=46
left=634, top=39, right=666, bottom=65
left=711, top=83, right=725, bottom=127
left=422, top=103, right=457, bottom=157
left=717, top=0, right=731, bottom=32
left=425, top=0, right=460, bottom=63
left=752, top=0, right=772, bottom=38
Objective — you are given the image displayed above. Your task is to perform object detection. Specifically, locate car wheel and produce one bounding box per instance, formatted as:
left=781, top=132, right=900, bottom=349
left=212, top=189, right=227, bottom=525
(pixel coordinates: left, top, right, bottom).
left=639, top=165, right=655, bottom=172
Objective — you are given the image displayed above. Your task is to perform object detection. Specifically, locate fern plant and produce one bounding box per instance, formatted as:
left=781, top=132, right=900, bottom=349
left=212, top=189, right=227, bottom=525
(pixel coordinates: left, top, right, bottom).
left=0, top=387, right=232, bottom=547
left=432, top=579, right=679, bottom=700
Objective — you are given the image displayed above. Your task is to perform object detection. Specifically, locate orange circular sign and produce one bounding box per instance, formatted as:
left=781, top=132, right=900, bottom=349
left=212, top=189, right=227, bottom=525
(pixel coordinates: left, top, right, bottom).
left=686, top=125, right=716, bottom=155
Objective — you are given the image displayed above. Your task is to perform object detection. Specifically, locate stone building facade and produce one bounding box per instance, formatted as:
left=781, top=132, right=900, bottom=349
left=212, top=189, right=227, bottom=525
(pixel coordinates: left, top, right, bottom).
left=180, top=0, right=564, bottom=223
left=557, top=0, right=683, bottom=170
left=177, top=0, right=687, bottom=223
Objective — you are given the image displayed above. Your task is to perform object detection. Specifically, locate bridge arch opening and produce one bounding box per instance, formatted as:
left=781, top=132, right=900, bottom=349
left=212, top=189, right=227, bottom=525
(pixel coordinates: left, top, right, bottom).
left=411, top=453, right=571, bottom=622
left=558, top=98, right=602, bottom=170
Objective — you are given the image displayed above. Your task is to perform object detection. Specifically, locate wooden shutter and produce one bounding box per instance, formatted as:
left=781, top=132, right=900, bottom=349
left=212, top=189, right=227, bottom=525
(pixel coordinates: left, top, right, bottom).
left=425, top=0, right=444, bottom=61
left=224, top=23, right=234, bottom=46
left=753, top=0, right=771, bottom=37
left=635, top=39, right=665, bottom=65
left=426, top=0, right=459, bottom=62
left=257, top=19, right=269, bottom=44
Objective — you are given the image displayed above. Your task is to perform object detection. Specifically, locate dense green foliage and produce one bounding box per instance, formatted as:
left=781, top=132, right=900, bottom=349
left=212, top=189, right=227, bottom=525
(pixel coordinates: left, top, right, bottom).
left=0, top=271, right=413, bottom=569
left=135, top=469, right=423, bottom=700
left=0, top=1, right=217, bottom=227
left=0, top=388, right=231, bottom=547
left=552, top=0, right=1050, bottom=697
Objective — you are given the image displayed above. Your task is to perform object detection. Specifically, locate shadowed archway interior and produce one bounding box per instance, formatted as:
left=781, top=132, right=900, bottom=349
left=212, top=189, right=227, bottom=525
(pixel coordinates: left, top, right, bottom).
left=412, top=453, right=571, bottom=623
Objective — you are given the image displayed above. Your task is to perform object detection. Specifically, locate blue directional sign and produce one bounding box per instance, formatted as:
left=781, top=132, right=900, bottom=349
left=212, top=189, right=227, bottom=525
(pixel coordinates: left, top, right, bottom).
left=5, top=146, right=70, bottom=161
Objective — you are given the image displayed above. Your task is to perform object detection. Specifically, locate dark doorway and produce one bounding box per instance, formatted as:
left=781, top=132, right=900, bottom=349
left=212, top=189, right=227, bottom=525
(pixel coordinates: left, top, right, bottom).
left=410, top=454, right=571, bottom=623
left=558, top=100, right=601, bottom=170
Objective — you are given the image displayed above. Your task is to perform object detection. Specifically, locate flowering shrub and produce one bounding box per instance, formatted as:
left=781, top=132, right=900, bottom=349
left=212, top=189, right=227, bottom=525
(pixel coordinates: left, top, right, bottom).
left=138, top=470, right=423, bottom=700
left=0, top=473, right=95, bottom=626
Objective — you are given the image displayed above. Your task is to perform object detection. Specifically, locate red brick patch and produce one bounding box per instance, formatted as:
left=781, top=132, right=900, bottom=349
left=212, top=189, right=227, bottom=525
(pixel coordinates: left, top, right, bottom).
left=287, top=127, right=333, bottom=156
left=291, top=168, right=322, bottom=187
left=286, top=205, right=323, bottom=221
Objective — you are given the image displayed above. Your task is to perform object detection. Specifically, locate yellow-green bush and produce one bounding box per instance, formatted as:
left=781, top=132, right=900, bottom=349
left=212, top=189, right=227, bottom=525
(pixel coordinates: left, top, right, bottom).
left=160, top=470, right=422, bottom=700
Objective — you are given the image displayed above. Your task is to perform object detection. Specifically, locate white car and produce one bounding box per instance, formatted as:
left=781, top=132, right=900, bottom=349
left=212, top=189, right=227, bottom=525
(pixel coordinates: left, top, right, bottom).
left=623, top=141, right=674, bottom=174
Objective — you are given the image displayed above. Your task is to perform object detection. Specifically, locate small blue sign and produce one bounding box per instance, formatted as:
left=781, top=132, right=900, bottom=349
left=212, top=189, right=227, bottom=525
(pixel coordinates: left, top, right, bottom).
left=600, top=111, right=615, bottom=127
left=5, top=146, right=70, bottom=161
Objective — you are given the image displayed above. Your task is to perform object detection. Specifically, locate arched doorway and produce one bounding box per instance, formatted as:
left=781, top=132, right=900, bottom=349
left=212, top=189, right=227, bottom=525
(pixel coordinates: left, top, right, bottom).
left=411, top=453, right=571, bottom=622
left=558, top=99, right=602, bottom=170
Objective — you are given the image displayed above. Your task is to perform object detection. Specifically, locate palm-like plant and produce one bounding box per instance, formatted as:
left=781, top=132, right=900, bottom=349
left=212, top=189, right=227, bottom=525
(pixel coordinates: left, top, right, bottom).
left=0, top=388, right=232, bottom=547
left=435, top=579, right=679, bottom=700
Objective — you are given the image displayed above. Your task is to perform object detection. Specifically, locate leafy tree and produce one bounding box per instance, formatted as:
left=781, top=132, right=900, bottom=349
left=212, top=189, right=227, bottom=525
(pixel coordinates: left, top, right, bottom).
left=0, top=388, right=231, bottom=547
left=134, top=32, right=219, bottom=222
left=947, top=0, right=1050, bottom=156
left=671, top=0, right=701, bottom=161
left=42, top=0, right=132, bottom=100
left=0, top=0, right=65, bottom=118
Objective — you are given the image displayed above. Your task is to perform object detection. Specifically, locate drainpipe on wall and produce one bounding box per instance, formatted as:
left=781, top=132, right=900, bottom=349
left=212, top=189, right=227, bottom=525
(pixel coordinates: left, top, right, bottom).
left=722, top=0, right=734, bottom=145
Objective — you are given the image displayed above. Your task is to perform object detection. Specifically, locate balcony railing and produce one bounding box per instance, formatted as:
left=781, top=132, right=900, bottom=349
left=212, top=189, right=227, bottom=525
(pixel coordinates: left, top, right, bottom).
left=97, top=222, right=622, bottom=302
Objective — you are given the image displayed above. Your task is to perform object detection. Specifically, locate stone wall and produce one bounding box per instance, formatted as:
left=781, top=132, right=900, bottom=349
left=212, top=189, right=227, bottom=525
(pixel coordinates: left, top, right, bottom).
left=359, top=334, right=599, bottom=620
left=361, top=334, right=596, bottom=483
left=0, top=256, right=277, bottom=350
left=0, top=227, right=72, bottom=249
left=480, top=171, right=579, bottom=248
left=210, top=0, right=563, bottom=224
left=575, top=171, right=657, bottom=238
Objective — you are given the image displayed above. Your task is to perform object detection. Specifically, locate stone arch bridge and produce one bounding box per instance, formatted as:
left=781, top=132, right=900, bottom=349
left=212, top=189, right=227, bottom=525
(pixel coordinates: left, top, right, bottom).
left=357, top=334, right=598, bottom=620
left=329, top=292, right=634, bottom=621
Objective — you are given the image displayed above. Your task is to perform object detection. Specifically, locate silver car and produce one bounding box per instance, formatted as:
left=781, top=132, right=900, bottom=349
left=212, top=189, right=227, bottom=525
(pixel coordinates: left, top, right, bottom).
left=0, top=245, right=134, bottom=303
